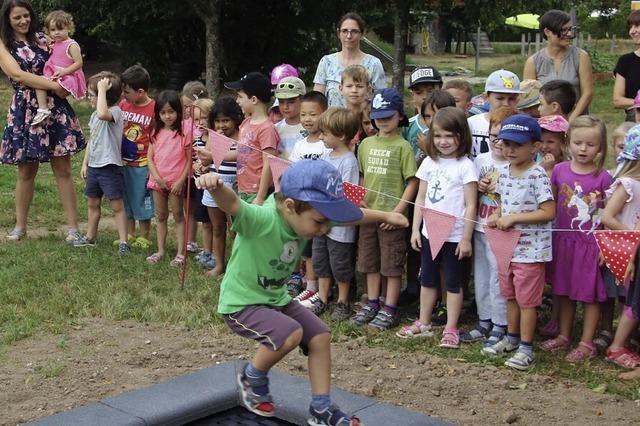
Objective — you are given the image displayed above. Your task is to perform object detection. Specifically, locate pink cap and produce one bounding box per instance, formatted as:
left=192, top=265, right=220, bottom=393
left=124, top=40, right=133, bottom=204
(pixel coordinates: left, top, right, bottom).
left=270, top=64, right=299, bottom=85
left=538, top=115, right=569, bottom=133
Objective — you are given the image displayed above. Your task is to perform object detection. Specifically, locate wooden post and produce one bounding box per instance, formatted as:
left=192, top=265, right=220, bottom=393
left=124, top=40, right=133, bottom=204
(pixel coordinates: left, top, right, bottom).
left=610, top=34, right=616, bottom=53
left=535, top=32, right=540, bottom=52
left=521, top=32, right=526, bottom=56
left=475, top=23, right=480, bottom=75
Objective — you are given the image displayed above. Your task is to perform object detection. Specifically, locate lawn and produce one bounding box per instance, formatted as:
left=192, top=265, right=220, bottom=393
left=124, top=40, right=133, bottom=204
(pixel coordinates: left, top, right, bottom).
left=1, top=58, right=639, bottom=403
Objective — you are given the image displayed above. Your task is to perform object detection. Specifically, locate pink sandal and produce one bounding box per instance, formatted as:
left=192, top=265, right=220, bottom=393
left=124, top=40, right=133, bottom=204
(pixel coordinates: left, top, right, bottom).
left=146, top=252, right=163, bottom=264
left=565, top=341, right=597, bottom=362
left=540, top=335, right=570, bottom=352
left=439, top=328, right=460, bottom=349
left=396, top=320, right=433, bottom=338
left=170, top=254, right=185, bottom=267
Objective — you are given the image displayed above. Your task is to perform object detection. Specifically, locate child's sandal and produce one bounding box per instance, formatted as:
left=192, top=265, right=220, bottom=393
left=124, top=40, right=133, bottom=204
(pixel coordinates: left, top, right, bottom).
left=439, top=328, right=460, bottom=349
left=170, top=254, right=185, bottom=267
left=565, top=341, right=597, bottom=362
left=146, top=252, right=163, bottom=264
left=396, top=320, right=433, bottom=338
left=540, top=335, right=571, bottom=352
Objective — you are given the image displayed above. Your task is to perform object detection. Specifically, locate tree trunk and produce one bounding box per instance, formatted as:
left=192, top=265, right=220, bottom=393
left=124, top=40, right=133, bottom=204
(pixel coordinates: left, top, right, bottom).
left=191, top=0, right=222, bottom=97
left=391, top=0, right=409, bottom=92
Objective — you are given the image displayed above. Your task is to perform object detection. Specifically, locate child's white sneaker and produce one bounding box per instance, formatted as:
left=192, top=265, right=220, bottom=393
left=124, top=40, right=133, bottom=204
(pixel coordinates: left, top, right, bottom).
left=505, top=350, right=535, bottom=371
left=481, top=336, right=519, bottom=356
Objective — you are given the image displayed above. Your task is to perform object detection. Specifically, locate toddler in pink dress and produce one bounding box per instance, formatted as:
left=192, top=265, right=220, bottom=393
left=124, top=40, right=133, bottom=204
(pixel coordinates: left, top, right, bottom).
left=33, top=10, right=86, bottom=126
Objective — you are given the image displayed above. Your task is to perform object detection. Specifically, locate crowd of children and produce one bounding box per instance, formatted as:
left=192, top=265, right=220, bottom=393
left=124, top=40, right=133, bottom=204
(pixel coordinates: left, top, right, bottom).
left=11, top=7, right=640, bottom=425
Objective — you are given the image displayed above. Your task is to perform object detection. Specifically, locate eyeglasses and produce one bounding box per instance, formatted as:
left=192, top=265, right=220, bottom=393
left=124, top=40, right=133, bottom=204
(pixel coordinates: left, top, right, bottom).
left=489, top=133, right=500, bottom=142
left=340, top=28, right=361, bottom=36
left=560, top=25, right=578, bottom=35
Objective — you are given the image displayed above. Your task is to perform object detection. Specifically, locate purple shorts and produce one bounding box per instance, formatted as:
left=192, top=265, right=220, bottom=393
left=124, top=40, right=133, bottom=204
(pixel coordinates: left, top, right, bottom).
left=223, top=300, right=329, bottom=353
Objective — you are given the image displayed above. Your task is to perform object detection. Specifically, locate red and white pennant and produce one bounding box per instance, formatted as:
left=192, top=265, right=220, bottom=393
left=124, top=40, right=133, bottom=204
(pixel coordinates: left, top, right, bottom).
left=594, top=230, right=640, bottom=283
left=343, top=182, right=367, bottom=206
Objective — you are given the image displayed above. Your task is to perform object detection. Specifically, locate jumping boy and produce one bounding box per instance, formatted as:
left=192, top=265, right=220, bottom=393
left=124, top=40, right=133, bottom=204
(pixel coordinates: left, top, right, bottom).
left=120, top=64, right=155, bottom=247
left=484, top=114, right=556, bottom=371
left=195, top=159, right=407, bottom=425
left=225, top=72, right=280, bottom=205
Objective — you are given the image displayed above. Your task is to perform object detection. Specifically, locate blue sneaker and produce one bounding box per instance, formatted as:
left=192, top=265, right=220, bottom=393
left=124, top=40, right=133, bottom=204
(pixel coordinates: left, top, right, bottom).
left=197, top=252, right=216, bottom=270
left=286, top=272, right=304, bottom=297
left=308, top=403, right=361, bottom=426
left=237, top=363, right=274, bottom=417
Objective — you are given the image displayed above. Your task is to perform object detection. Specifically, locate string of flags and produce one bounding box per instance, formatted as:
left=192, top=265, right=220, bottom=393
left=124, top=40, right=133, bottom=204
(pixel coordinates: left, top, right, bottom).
left=201, top=123, right=640, bottom=282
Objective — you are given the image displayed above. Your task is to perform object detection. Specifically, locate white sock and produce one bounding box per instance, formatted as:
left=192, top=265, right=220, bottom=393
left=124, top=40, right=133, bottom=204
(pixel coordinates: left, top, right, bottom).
left=306, top=279, right=318, bottom=292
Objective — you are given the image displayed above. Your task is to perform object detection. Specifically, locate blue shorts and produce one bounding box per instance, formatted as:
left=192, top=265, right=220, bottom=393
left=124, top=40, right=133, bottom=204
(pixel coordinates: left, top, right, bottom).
left=420, top=236, right=471, bottom=294
left=122, top=166, right=154, bottom=220
left=85, top=164, right=124, bottom=200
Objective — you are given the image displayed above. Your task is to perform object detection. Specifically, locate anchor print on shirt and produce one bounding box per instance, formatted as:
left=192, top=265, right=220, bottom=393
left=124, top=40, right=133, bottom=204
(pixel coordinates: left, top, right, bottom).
left=426, top=168, right=452, bottom=204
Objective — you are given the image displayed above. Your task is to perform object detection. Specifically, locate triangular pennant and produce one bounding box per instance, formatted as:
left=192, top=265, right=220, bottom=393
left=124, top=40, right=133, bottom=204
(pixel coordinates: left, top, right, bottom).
left=594, top=230, right=640, bottom=283
left=483, top=226, right=521, bottom=275
left=343, top=182, right=367, bottom=206
left=209, top=129, right=234, bottom=171
left=269, top=156, right=290, bottom=192
left=422, top=208, right=456, bottom=259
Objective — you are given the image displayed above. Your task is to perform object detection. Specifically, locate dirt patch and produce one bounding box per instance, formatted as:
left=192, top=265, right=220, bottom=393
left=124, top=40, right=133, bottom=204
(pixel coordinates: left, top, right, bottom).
left=1, top=318, right=638, bottom=425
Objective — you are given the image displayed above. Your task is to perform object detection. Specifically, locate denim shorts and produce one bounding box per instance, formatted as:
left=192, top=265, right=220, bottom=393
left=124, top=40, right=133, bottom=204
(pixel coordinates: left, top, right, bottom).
left=122, top=165, right=154, bottom=220
left=85, top=164, right=124, bottom=200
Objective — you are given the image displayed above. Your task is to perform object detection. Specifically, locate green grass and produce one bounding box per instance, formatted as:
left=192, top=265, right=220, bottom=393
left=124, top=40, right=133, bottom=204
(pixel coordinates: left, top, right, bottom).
left=0, top=59, right=638, bottom=400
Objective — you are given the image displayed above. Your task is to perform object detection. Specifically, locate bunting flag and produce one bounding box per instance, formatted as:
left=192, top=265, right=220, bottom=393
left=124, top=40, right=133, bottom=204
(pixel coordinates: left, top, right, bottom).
left=422, top=208, right=456, bottom=259
left=269, top=156, right=290, bottom=192
left=209, top=129, right=234, bottom=171
left=483, top=226, right=521, bottom=275
left=343, top=182, right=367, bottom=206
left=594, top=230, right=640, bottom=283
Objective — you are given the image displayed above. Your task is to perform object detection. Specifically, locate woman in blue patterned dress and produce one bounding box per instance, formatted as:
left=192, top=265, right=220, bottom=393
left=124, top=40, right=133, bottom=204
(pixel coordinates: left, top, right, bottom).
left=0, top=0, right=85, bottom=242
left=313, top=12, right=386, bottom=107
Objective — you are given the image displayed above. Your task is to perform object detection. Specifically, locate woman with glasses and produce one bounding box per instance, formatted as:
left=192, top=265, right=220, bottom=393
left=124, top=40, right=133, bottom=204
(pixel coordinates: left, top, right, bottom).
left=523, top=9, right=593, bottom=121
left=313, top=12, right=386, bottom=107
left=613, top=10, right=640, bottom=121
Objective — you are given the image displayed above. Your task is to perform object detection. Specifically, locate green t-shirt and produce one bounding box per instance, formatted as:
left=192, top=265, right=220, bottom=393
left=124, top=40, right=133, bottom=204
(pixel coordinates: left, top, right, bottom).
left=217, top=195, right=304, bottom=314
left=357, top=134, right=417, bottom=212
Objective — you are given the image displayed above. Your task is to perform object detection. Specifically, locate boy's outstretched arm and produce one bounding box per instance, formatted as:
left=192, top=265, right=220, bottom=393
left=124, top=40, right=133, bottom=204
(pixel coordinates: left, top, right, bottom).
left=195, top=173, right=240, bottom=216
left=345, top=208, right=409, bottom=228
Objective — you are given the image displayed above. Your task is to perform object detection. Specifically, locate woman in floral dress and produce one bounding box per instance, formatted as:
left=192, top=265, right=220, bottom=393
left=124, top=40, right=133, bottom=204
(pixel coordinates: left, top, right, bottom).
left=0, top=0, right=85, bottom=242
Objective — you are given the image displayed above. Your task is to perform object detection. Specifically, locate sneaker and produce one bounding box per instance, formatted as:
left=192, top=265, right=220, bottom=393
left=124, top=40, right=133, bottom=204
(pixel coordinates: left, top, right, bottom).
left=460, top=324, right=491, bottom=343
left=186, top=241, right=200, bottom=253
left=368, top=309, right=398, bottom=331
left=118, top=242, right=131, bottom=256
left=72, top=235, right=96, bottom=247
left=431, top=302, right=447, bottom=326
left=65, top=229, right=84, bottom=245
left=6, top=227, right=26, bottom=241
left=505, top=350, right=535, bottom=371
left=350, top=304, right=378, bottom=327
left=308, top=403, right=361, bottom=426
left=593, top=330, right=613, bottom=352
left=295, top=290, right=317, bottom=303
left=301, top=293, right=321, bottom=309
left=481, top=336, right=519, bottom=356
left=31, top=108, right=51, bottom=126
left=197, top=252, right=216, bottom=270
left=482, top=329, right=506, bottom=348
left=331, top=303, right=351, bottom=321
left=237, top=363, right=274, bottom=417
left=286, top=273, right=305, bottom=297
left=308, top=297, right=326, bottom=316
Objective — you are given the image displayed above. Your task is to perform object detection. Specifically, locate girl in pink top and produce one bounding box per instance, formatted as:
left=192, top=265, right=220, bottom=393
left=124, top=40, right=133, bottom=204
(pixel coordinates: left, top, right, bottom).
left=32, top=10, right=86, bottom=126
left=146, top=91, right=190, bottom=267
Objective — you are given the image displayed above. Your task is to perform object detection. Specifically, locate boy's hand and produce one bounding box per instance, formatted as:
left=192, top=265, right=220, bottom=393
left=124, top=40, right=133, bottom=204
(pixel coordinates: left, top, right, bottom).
left=195, top=173, right=223, bottom=192
left=96, top=77, right=111, bottom=92
left=410, top=230, right=422, bottom=252
left=416, top=133, right=428, bottom=153
left=455, top=239, right=472, bottom=259
left=379, top=212, right=409, bottom=230
left=495, top=215, right=515, bottom=230
left=541, top=153, right=556, bottom=171
left=196, top=147, right=213, bottom=164
left=478, top=177, right=490, bottom=193
left=80, top=164, right=88, bottom=180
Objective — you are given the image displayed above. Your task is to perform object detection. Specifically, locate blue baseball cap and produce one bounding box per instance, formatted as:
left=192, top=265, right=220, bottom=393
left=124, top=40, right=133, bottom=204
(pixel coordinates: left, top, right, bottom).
left=498, top=114, right=542, bottom=144
left=279, top=159, right=363, bottom=223
left=370, top=88, right=404, bottom=120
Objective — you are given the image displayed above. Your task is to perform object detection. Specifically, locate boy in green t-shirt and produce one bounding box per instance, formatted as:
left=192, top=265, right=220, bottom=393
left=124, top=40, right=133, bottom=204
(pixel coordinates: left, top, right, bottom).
left=353, top=88, right=418, bottom=331
left=195, top=159, right=407, bottom=426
